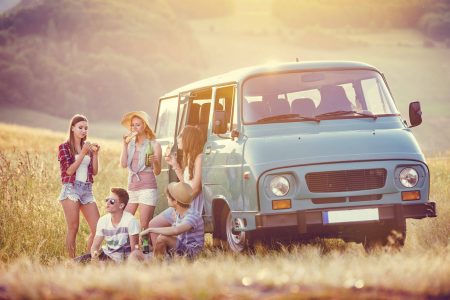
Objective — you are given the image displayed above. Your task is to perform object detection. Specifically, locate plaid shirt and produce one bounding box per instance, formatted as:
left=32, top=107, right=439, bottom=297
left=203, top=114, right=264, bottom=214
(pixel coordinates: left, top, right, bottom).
left=58, top=141, right=94, bottom=184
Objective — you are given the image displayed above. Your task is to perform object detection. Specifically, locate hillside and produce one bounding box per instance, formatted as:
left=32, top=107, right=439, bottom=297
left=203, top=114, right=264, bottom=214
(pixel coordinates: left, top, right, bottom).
left=0, top=0, right=205, bottom=121
left=0, top=0, right=449, bottom=153
left=0, top=0, right=20, bottom=13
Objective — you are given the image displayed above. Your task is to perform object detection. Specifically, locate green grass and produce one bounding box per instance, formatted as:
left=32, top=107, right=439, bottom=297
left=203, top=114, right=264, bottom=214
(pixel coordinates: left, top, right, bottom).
left=0, top=122, right=449, bottom=298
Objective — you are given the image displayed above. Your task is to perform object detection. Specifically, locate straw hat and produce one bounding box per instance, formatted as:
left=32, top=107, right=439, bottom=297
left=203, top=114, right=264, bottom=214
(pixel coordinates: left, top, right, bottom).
left=168, top=182, right=194, bottom=205
left=120, top=111, right=151, bottom=130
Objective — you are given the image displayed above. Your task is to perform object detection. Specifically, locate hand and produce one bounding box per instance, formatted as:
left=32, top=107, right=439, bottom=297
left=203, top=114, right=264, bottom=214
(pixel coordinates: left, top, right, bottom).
left=90, top=143, right=100, bottom=154
left=164, top=145, right=172, bottom=157
left=147, top=154, right=155, bottom=165
left=165, top=153, right=178, bottom=168
left=123, top=134, right=130, bottom=145
left=81, top=141, right=91, bottom=155
left=123, top=131, right=137, bottom=144
left=140, top=228, right=152, bottom=236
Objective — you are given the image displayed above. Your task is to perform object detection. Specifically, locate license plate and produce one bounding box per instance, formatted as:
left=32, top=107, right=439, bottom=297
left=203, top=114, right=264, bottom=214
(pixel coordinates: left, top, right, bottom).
left=323, top=208, right=379, bottom=224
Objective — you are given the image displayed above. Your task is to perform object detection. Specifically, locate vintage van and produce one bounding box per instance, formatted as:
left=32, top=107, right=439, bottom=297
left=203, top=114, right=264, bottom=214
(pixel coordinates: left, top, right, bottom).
left=154, top=61, right=436, bottom=252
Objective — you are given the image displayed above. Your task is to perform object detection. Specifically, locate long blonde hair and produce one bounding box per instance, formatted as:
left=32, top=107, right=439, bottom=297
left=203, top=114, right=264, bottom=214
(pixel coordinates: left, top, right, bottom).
left=180, top=126, right=204, bottom=180
left=130, top=115, right=156, bottom=140
left=67, top=114, right=88, bottom=155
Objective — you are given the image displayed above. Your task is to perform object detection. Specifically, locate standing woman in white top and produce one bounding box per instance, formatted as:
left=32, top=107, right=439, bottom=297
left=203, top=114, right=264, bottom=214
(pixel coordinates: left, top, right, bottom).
left=120, top=111, right=162, bottom=230
left=147, top=125, right=204, bottom=247
left=57, top=114, right=101, bottom=258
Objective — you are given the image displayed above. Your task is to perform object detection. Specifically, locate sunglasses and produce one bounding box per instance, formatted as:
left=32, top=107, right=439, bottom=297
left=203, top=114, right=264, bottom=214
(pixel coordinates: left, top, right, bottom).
left=105, top=197, right=117, bottom=205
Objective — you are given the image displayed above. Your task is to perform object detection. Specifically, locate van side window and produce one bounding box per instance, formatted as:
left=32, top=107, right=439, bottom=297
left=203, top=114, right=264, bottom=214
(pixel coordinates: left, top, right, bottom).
left=214, top=85, right=236, bottom=132
left=184, top=88, right=212, bottom=140
left=156, top=97, right=178, bottom=139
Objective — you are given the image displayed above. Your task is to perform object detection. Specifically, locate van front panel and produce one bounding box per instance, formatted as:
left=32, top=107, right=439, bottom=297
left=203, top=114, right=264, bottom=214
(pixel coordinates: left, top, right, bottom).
left=257, top=159, right=430, bottom=213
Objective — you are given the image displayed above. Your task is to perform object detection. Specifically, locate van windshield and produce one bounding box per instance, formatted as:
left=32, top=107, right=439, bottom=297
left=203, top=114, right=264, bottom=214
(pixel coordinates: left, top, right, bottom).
left=242, top=70, right=398, bottom=124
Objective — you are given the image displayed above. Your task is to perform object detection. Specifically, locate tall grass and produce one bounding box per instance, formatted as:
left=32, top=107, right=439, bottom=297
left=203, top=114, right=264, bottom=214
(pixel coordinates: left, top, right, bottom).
left=0, top=123, right=128, bottom=262
left=0, top=122, right=449, bottom=298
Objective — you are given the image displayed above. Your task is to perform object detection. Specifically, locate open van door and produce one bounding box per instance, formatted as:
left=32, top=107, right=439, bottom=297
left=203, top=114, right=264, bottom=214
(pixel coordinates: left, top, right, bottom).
left=154, top=94, right=185, bottom=213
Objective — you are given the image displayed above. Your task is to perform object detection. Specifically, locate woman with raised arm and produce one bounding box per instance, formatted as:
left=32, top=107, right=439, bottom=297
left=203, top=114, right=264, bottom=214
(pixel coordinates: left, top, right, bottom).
left=57, top=114, right=100, bottom=258
left=120, top=111, right=162, bottom=231
left=147, top=125, right=204, bottom=248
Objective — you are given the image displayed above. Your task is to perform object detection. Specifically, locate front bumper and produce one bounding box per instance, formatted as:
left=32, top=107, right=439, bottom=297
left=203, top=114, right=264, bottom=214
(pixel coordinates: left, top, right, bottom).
left=255, top=202, right=436, bottom=233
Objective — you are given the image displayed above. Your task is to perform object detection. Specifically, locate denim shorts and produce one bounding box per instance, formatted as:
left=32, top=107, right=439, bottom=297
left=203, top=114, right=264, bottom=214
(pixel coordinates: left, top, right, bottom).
left=58, top=181, right=95, bottom=205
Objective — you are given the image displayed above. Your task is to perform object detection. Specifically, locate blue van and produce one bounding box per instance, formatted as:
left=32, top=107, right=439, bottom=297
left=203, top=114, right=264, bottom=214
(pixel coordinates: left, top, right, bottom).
left=154, top=61, right=436, bottom=252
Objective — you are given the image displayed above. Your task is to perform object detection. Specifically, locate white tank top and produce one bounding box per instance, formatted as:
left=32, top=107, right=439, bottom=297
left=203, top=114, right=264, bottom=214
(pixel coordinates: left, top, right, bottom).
left=75, top=154, right=91, bottom=182
left=183, top=167, right=192, bottom=184
left=183, top=164, right=204, bottom=214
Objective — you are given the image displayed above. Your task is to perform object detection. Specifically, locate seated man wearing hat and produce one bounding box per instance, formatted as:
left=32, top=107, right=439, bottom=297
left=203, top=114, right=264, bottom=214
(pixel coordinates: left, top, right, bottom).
left=139, top=182, right=204, bottom=258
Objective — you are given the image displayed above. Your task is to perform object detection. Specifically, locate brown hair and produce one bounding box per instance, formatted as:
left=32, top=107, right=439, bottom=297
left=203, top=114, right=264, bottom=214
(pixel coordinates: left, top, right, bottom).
left=180, top=125, right=204, bottom=180
left=130, top=115, right=156, bottom=140
left=67, top=114, right=88, bottom=156
left=111, top=187, right=129, bottom=208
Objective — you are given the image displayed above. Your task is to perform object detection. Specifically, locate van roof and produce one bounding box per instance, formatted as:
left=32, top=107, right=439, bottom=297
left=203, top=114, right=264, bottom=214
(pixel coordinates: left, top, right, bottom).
left=161, top=61, right=378, bottom=98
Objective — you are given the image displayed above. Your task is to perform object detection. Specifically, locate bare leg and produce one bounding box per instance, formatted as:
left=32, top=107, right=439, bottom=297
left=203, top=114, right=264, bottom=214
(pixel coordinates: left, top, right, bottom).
left=60, top=199, right=80, bottom=258
left=125, top=203, right=138, bottom=215
left=139, top=204, right=155, bottom=230
left=80, top=202, right=100, bottom=252
left=148, top=213, right=171, bottom=247
left=154, top=234, right=177, bottom=258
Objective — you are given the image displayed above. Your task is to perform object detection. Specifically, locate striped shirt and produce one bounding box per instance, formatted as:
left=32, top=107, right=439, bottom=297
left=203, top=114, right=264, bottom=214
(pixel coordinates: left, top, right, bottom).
left=174, top=209, right=204, bottom=257
left=95, top=211, right=140, bottom=262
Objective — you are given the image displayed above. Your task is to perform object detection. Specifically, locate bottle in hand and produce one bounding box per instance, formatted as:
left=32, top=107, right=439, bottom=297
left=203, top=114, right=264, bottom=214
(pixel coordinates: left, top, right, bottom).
left=142, top=236, right=150, bottom=254
left=145, top=142, right=153, bottom=167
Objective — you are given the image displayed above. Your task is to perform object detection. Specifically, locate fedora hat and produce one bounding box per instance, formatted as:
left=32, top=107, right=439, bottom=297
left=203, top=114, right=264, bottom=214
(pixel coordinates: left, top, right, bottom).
left=120, top=111, right=151, bottom=130
left=167, top=182, right=194, bottom=205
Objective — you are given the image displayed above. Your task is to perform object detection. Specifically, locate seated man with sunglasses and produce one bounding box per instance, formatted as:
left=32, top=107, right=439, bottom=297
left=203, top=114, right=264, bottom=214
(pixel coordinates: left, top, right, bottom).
left=75, top=187, right=140, bottom=262
left=137, top=182, right=204, bottom=259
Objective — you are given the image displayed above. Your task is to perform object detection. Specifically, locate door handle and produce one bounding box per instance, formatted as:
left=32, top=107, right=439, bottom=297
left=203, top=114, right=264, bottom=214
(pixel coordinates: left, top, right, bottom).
left=205, top=146, right=211, bottom=154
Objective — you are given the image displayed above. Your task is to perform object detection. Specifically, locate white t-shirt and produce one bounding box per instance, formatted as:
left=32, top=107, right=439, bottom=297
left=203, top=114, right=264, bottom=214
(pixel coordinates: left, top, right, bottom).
left=75, top=154, right=90, bottom=182
left=95, top=211, right=140, bottom=261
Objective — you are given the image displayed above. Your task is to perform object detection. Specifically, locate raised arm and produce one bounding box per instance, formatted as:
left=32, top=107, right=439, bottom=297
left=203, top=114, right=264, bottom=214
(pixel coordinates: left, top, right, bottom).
left=151, top=142, right=162, bottom=176
left=165, top=152, right=184, bottom=182
left=91, top=144, right=100, bottom=176
left=64, top=142, right=90, bottom=176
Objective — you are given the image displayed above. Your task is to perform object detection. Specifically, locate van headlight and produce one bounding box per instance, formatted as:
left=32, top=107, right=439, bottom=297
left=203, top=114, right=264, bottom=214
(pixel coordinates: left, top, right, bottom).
left=270, top=176, right=290, bottom=197
left=399, top=168, right=419, bottom=188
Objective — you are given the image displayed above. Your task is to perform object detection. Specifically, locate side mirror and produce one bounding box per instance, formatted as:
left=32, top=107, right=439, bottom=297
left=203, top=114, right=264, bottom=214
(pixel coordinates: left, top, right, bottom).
left=409, top=101, right=422, bottom=128
left=212, top=110, right=227, bottom=134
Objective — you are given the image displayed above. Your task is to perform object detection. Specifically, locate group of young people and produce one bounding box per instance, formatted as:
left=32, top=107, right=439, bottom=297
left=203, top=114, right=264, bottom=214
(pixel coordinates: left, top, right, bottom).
left=57, top=111, right=205, bottom=262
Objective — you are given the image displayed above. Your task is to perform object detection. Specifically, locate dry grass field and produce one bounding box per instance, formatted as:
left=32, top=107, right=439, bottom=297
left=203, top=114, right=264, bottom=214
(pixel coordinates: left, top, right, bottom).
left=0, top=122, right=449, bottom=299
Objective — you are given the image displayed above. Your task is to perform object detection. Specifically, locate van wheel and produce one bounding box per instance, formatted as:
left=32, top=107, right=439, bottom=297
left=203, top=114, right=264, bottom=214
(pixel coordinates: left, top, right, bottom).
left=363, top=227, right=406, bottom=253
left=220, top=207, right=253, bottom=253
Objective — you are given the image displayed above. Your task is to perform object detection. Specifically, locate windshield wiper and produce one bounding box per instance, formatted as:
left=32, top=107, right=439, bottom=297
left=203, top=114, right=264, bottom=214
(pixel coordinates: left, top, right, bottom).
left=315, top=110, right=377, bottom=119
left=255, top=113, right=320, bottom=123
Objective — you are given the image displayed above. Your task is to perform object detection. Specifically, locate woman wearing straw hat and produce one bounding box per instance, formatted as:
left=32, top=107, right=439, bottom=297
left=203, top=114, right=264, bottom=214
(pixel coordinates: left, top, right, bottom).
left=120, top=111, right=162, bottom=230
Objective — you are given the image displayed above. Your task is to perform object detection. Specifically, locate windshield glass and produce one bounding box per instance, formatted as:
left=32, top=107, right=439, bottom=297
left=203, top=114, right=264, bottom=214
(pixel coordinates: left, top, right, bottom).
left=242, top=69, right=398, bottom=124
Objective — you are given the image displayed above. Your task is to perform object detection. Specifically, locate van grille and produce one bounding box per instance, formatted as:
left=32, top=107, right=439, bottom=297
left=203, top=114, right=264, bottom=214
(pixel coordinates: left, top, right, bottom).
left=305, top=169, right=387, bottom=193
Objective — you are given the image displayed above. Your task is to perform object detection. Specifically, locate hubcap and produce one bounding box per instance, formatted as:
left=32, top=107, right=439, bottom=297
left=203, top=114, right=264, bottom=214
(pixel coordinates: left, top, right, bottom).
left=226, top=211, right=246, bottom=252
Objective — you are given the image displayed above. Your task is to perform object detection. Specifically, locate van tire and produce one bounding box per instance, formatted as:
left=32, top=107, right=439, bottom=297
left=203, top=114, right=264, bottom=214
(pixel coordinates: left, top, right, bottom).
left=217, top=206, right=254, bottom=253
